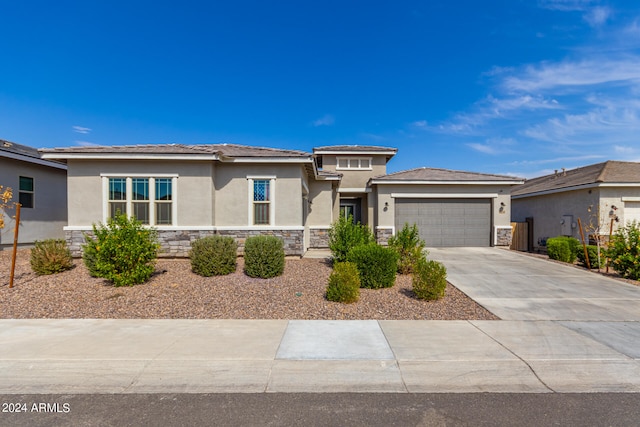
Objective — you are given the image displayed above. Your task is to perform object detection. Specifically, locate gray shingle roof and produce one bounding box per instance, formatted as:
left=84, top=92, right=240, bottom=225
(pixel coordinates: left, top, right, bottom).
left=372, top=167, right=523, bottom=183
left=2, top=139, right=67, bottom=168
left=40, top=143, right=311, bottom=158
left=204, top=143, right=310, bottom=158
left=512, top=161, right=640, bottom=196
left=1, top=139, right=41, bottom=160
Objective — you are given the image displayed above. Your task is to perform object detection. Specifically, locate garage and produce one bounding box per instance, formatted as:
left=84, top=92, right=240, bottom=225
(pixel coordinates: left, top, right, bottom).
left=395, top=198, right=492, bottom=247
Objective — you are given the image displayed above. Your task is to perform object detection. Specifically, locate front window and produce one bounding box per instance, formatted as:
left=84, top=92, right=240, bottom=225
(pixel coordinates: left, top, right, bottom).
left=155, top=178, right=173, bottom=225
left=108, top=178, right=127, bottom=218
left=18, top=176, right=34, bottom=208
left=253, top=179, right=270, bottom=225
left=106, top=176, right=175, bottom=225
left=336, top=157, right=372, bottom=170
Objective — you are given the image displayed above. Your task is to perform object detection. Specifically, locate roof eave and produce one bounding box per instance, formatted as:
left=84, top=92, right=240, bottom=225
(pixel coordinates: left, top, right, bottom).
left=2, top=151, right=68, bottom=170
left=41, top=152, right=220, bottom=161
left=313, top=150, right=397, bottom=156
left=219, top=157, right=313, bottom=164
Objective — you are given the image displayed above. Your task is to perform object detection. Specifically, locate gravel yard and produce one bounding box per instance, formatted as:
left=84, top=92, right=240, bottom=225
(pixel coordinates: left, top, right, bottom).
left=1, top=249, right=497, bottom=320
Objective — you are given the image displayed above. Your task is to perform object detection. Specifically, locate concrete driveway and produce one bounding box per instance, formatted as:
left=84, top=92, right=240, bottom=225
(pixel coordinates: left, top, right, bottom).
left=428, top=247, right=640, bottom=321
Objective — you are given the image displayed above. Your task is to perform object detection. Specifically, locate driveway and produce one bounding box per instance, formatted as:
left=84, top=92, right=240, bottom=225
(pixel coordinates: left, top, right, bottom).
left=428, top=247, right=640, bottom=321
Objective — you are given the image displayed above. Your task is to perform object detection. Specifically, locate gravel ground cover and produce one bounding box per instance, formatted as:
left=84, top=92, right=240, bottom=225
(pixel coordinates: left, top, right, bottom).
left=1, top=249, right=497, bottom=320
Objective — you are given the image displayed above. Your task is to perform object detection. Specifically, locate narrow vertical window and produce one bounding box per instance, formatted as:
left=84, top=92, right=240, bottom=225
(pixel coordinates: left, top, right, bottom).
left=18, top=176, right=34, bottom=208
left=108, top=178, right=127, bottom=218
left=253, top=179, right=270, bottom=225
left=131, top=178, right=150, bottom=224
left=155, top=178, right=172, bottom=225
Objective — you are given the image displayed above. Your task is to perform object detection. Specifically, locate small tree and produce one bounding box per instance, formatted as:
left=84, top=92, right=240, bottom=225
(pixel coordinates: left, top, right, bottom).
left=583, top=203, right=619, bottom=271
left=0, top=185, right=14, bottom=231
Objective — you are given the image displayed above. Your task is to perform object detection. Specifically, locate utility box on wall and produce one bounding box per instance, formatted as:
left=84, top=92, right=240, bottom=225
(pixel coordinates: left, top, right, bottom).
left=561, top=215, right=573, bottom=236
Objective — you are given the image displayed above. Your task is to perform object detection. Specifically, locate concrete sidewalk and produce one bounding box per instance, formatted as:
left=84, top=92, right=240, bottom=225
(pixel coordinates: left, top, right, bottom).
left=2, top=318, right=640, bottom=394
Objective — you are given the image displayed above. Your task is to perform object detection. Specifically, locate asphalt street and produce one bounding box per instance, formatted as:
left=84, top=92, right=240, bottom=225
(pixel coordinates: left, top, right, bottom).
left=2, top=393, right=640, bottom=427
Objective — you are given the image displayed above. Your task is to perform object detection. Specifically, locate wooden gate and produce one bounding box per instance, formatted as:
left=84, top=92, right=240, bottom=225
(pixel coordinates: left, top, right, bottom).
left=510, top=222, right=528, bottom=251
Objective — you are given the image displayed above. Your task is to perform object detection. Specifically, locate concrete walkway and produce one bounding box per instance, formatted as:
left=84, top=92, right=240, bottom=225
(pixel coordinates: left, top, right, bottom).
left=2, top=248, right=640, bottom=394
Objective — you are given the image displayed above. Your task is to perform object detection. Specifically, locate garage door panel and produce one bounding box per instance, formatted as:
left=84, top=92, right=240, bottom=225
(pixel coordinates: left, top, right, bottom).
left=395, top=198, right=491, bottom=247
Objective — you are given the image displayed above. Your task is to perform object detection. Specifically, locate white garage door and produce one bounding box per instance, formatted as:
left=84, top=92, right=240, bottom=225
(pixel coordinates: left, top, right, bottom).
left=395, top=198, right=492, bottom=247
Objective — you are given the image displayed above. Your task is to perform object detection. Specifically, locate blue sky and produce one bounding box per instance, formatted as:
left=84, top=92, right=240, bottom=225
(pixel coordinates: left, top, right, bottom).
left=2, top=0, right=640, bottom=178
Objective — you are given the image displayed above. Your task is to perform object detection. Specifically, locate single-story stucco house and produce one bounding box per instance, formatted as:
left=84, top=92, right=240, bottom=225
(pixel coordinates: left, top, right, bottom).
left=0, top=139, right=67, bottom=247
left=40, top=143, right=523, bottom=257
left=511, top=161, right=640, bottom=250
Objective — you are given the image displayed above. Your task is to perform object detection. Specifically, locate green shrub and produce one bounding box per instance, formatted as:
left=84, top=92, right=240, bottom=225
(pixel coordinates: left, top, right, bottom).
left=244, top=235, right=285, bottom=278
left=607, top=221, right=640, bottom=280
left=82, top=241, right=100, bottom=277
left=388, top=222, right=426, bottom=274
left=546, top=236, right=580, bottom=263
left=30, top=239, right=73, bottom=275
left=346, top=243, right=398, bottom=289
left=328, top=214, right=374, bottom=263
left=190, top=235, right=237, bottom=276
left=577, top=244, right=606, bottom=269
left=412, top=257, right=447, bottom=300
left=326, top=262, right=361, bottom=303
left=82, top=213, right=160, bottom=287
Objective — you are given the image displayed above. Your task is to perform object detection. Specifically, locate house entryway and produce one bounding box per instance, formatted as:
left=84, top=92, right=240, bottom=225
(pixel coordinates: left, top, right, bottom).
left=340, top=198, right=362, bottom=223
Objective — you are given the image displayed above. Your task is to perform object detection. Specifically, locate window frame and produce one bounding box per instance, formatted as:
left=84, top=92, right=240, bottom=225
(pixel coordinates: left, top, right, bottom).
left=18, top=176, right=34, bottom=209
left=248, top=176, right=276, bottom=226
left=335, top=157, right=373, bottom=171
left=102, top=174, right=177, bottom=226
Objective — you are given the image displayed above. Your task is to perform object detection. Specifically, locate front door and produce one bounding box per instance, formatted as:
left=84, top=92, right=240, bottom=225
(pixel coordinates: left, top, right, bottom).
left=340, top=198, right=362, bottom=223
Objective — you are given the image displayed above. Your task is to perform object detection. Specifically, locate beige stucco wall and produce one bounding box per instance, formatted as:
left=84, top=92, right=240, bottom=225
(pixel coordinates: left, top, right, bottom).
left=307, top=180, right=334, bottom=227
left=321, top=155, right=387, bottom=189
left=0, top=158, right=67, bottom=245
left=375, top=183, right=514, bottom=231
left=511, top=188, right=599, bottom=247
left=214, top=163, right=305, bottom=227
left=66, top=159, right=215, bottom=227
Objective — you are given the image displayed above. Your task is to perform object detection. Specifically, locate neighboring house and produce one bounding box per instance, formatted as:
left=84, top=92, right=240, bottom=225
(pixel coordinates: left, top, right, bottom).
left=0, top=139, right=67, bottom=247
left=511, top=161, right=640, bottom=250
left=41, top=143, right=523, bottom=257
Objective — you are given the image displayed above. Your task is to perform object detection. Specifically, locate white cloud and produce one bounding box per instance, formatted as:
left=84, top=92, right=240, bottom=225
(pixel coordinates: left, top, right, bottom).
left=509, top=154, right=604, bottom=166
left=538, top=0, right=611, bottom=28
left=467, top=137, right=517, bottom=155
left=501, top=58, right=640, bottom=93
left=74, top=140, right=99, bottom=147
left=412, top=120, right=428, bottom=128
left=72, top=126, right=91, bottom=134
left=614, top=145, right=636, bottom=154
left=584, top=6, right=612, bottom=27
left=312, top=115, right=335, bottom=127
left=538, top=0, right=596, bottom=12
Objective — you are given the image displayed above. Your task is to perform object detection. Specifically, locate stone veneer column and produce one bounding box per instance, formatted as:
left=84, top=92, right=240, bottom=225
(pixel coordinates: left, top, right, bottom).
left=496, top=227, right=513, bottom=246
left=376, top=228, right=393, bottom=246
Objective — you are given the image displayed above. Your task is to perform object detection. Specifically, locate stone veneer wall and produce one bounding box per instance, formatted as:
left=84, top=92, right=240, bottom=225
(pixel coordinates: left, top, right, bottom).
left=309, top=228, right=330, bottom=248
left=66, top=229, right=304, bottom=258
left=376, top=228, right=393, bottom=246
left=496, top=227, right=512, bottom=246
